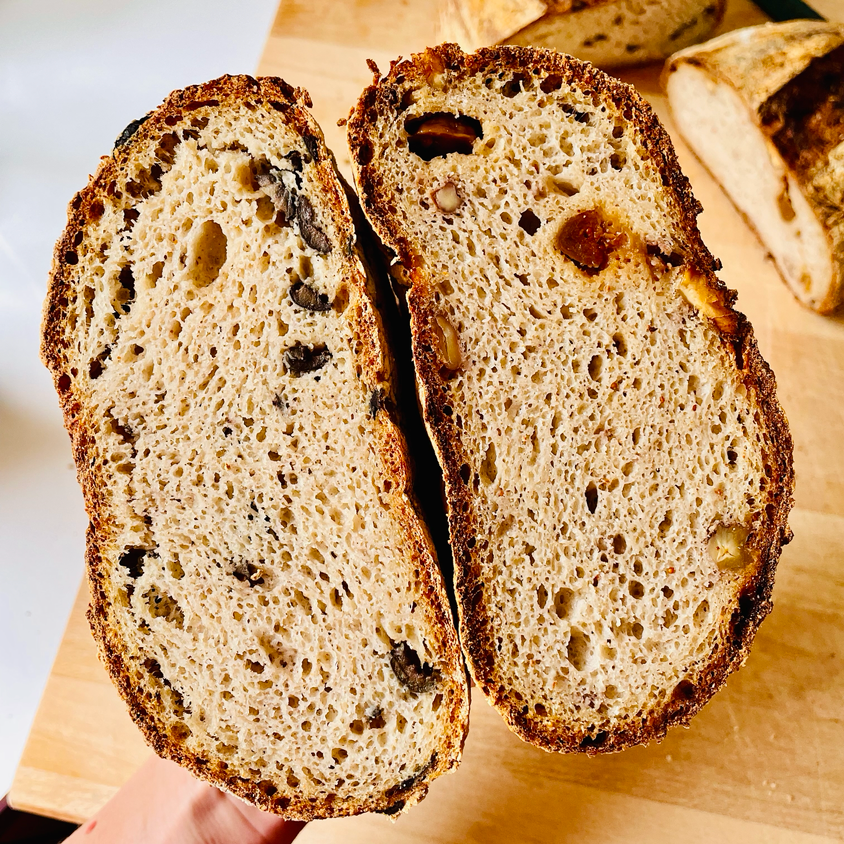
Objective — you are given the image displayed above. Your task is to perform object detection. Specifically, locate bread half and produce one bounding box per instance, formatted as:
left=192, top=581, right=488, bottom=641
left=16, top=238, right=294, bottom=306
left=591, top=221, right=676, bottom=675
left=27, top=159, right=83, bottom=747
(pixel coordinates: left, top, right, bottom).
left=440, top=0, right=726, bottom=68
left=666, top=21, right=844, bottom=314
left=42, top=75, right=469, bottom=818
left=348, top=45, right=793, bottom=752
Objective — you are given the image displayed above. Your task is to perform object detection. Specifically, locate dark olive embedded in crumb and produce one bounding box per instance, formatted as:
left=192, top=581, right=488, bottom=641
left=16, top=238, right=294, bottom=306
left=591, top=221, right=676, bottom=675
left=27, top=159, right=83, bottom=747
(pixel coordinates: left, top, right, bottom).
left=289, top=280, right=331, bottom=312
left=256, top=167, right=299, bottom=221
left=405, top=112, right=483, bottom=161
left=556, top=209, right=625, bottom=272
left=284, top=343, right=332, bottom=376
left=389, top=641, right=439, bottom=694
left=119, top=548, right=148, bottom=579
left=387, top=752, right=438, bottom=797
left=296, top=196, right=332, bottom=253
left=89, top=345, right=112, bottom=380
left=369, top=387, right=389, bottom=418
left=302, top=134, right=320, bottom=163
left=285, top=150, right=304, bottom=171
left=381, top=801, right=405, bottom=816
left=114, top=115, right=150, bottom=149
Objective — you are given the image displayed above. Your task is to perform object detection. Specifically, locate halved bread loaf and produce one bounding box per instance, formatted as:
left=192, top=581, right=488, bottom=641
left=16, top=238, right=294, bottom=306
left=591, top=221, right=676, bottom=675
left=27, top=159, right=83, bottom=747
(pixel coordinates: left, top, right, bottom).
left=348, top=45, right=794, bottom=752
left=666, top=21, right=844, bottom=314
left=440, top=0, right=726, bottom=68
left=41, top=75, right=469, bottom=818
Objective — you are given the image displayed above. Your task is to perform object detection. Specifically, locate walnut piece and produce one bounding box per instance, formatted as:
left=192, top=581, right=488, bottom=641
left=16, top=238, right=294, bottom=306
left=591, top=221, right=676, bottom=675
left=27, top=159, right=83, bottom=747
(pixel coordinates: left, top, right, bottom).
left=434, top=314, right=462, bottom=369
left=433, top=182, right=461, bottom=213
left=708, top=525, right=749, bottom=570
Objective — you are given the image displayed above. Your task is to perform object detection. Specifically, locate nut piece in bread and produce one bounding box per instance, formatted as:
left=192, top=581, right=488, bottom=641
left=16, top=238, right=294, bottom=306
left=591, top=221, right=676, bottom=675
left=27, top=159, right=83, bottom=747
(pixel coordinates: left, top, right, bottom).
left=440, top=0, right=726, bottom=68
left=348, top=45, right=794, bottom=753
left=666, top=21, right=844, bottom=314
left=41, top=74, right=469, bottom=818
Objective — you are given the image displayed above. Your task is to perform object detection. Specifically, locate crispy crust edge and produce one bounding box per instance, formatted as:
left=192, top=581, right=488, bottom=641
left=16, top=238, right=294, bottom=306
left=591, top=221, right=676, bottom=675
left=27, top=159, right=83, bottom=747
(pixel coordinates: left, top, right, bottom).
left=347, top=44, right=794, bottom=754
left=42, top=74, right=469, bottom=819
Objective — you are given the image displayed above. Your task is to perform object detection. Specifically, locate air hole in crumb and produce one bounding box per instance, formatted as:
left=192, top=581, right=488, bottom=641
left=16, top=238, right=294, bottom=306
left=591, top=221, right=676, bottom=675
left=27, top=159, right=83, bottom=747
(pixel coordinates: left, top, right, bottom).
left=536, top=584, right=548, bottom=608
left=613, top=534, right=626, bottom=554
left=566, top=628, right=589, bottom=671
left=674, top=679, right=695, bottom=701
left=553, top=588, right=574, bottom=620
left=549, top=177, right=580, bottom=197
left=585, top=482, right=598, bottom=513
left=187, top=220, right=227, bottom=287
left=480, top=442, right=497, bottom=483
left=628, top=580, right=644, bottom=599
left=116, top=264, right=135, bottom=313
left=144, top=586, right=184, bottom=628
left=501, top=73, right=530, bottom=98
left=540, top=74, right=562, bottom=93
left=518, top=209, right=541, bottom=235
left=404, top=113, right=483, bottom=161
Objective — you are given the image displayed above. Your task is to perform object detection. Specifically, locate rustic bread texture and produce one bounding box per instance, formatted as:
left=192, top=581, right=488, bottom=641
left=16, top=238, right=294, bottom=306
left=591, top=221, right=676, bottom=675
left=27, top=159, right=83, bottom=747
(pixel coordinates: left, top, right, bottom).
left=666, top=21, right=844, bottom=314
left=440, top=0, right=726, bottom=68
left=348, top=45, right=794, bottom=753
left=41, top=75, right=469, bottom=819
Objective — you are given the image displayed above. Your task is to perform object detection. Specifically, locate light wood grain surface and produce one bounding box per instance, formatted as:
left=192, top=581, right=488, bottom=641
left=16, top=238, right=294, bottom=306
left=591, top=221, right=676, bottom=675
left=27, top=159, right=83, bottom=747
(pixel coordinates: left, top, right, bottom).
left=10, top=1, right=844, bottom=840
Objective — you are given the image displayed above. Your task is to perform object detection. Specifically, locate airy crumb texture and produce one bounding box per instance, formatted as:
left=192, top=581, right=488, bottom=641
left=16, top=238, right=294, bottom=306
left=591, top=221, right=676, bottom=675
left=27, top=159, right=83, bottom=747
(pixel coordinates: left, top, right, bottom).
left=666, top=21, right=844, bottom=314
left=42, top=75, right=469, bottom=819
left=440, top=0, right=726, bottom=67
left=348, top=45, right=794, bottom=753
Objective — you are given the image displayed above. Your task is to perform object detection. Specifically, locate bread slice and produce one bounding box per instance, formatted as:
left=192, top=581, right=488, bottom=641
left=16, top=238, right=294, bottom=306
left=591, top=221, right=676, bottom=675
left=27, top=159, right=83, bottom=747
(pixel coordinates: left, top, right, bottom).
left=347, top=45, right=794, bottom=753
left=41, top=75, right=469, bottom=818
left=665, top=21, right=844, bottom=314
left=440, top=0, right=726, bottom=68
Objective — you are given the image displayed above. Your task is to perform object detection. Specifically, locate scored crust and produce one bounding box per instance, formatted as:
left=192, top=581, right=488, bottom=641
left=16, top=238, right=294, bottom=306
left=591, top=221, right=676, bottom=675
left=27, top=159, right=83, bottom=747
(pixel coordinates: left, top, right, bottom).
left=347, top=44, right=794, bottom=753
left=42, top=75, right=469, bottom=818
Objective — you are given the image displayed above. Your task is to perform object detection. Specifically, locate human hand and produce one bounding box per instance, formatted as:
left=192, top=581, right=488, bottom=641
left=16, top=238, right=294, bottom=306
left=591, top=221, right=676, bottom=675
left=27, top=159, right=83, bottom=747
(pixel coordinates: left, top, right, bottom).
left=65, top=755, right=306, bottom=844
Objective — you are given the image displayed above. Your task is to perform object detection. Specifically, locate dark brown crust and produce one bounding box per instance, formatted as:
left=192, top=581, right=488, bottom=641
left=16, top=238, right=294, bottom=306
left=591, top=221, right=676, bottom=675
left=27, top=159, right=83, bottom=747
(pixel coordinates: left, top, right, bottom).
left=759, top=44, right=844, bottom=179
left=42, top=74, right=469, bottom=819
left=347, top=44, right=794, bottom=754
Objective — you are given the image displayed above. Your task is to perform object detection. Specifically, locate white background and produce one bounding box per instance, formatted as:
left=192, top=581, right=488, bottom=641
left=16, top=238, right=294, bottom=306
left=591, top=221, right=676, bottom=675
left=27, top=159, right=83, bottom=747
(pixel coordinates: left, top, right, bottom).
left=0, top=0, right=277, bottom=798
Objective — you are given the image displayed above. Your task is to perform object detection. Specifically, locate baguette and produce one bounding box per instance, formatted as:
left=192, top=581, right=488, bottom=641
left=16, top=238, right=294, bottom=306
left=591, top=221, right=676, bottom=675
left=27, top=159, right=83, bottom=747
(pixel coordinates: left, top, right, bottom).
left=348, top=45, right=794, bottom=752
left=41, top=74, right=469, bottom=818
left=666, top=21, right=844, bottom=314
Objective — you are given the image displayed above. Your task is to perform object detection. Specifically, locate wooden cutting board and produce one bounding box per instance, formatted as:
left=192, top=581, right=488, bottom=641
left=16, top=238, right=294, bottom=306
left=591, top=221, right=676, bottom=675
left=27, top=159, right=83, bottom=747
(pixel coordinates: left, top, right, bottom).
left=10, top=1, right=844, bottom=840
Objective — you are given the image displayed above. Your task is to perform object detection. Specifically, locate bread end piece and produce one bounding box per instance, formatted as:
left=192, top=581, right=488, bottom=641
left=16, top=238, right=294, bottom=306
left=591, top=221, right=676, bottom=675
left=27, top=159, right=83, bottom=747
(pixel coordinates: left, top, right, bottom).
left=439, top=0, right=726, bottom=68
left=666, top=21, right=844, bottom=314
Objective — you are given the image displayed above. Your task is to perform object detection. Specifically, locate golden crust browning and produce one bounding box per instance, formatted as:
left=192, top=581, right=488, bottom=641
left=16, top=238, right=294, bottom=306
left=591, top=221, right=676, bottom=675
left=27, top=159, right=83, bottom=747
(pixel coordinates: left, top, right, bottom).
left=347, top=44, right=794, bottom=754
left=42, top=74, right=469, bottom=818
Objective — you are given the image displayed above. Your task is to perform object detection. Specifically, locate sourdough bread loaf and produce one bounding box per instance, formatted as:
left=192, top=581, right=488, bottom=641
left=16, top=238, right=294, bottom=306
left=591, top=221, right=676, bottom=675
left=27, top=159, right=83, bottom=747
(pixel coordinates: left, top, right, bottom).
left=440, top=0, right=727, bottom=68
left=348, top=45, right=794, bottom=753
left=666, top=21, right=844, bottom=314
left=41, top=75, right=469, bottom=818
